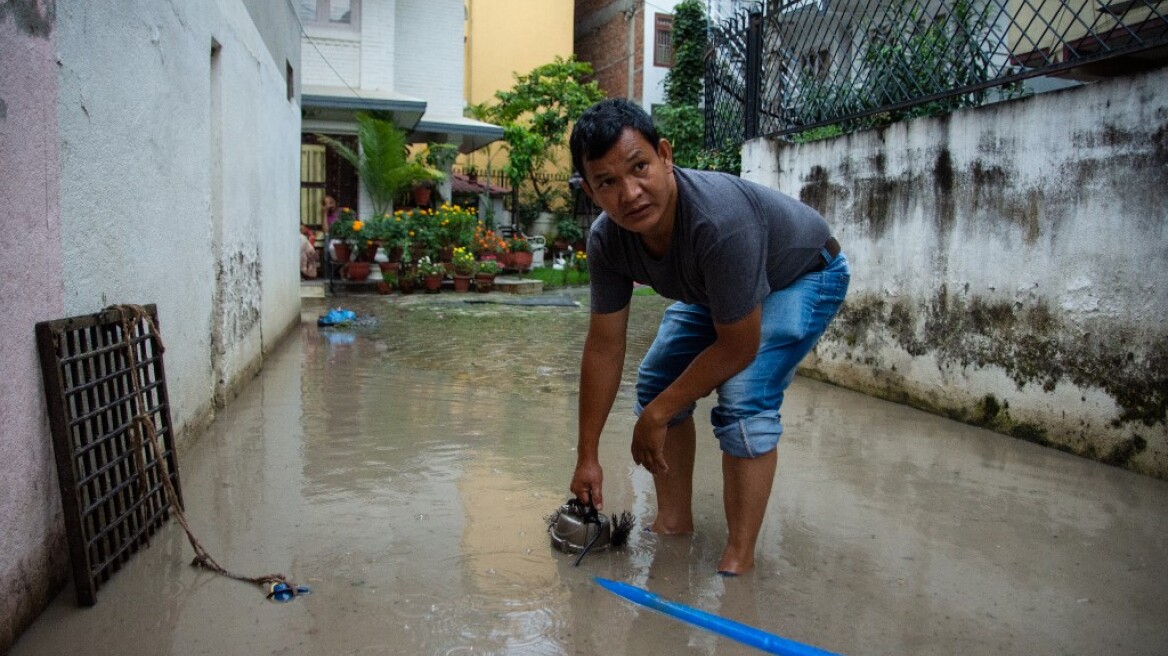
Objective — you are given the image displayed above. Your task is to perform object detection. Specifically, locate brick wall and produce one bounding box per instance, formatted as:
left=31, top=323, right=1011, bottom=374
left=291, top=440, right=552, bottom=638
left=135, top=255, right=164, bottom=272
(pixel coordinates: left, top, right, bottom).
left=575, top=0, right=644, bottom=103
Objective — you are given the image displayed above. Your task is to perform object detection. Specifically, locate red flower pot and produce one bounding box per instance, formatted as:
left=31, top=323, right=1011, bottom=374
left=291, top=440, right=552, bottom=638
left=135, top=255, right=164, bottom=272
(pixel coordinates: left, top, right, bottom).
left=510, top=251, right=533, bottom=271
left=345, top=262, right=372, bottom=281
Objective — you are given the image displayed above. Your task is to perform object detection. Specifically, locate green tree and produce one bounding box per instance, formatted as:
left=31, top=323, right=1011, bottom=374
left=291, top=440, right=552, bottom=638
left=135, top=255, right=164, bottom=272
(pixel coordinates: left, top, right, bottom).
left=478, top=56, right=605, bottom=216
left=657, top=0, right=708, bottom=168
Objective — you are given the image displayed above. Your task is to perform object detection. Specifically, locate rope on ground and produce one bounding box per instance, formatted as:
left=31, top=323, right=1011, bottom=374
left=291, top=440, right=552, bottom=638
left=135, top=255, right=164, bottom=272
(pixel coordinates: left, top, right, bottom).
left=109, top=304, right=300, bottom=599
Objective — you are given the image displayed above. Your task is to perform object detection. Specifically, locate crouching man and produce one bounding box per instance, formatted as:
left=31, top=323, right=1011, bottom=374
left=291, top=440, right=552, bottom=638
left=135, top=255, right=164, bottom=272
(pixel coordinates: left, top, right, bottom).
left=567, top=99, right=850, bottom=574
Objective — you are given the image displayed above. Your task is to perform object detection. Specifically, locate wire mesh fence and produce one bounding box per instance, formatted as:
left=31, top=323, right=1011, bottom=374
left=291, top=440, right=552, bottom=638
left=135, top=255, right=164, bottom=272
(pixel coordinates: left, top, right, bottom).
left=705, top=0, right=1168, bottom=145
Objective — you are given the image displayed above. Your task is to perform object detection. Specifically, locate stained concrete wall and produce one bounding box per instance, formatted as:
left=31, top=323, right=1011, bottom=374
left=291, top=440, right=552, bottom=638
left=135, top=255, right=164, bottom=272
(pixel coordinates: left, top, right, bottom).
left=743, top=66, right=1168, bottom=478
left=0, top=0, right=301, bottom=651
left=0, top=4, right=65, bottom=652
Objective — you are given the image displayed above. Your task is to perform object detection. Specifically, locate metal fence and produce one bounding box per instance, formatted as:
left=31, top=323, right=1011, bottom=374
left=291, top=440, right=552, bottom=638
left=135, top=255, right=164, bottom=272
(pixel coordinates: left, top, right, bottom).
left=705, top=0, right=1168, bottom=146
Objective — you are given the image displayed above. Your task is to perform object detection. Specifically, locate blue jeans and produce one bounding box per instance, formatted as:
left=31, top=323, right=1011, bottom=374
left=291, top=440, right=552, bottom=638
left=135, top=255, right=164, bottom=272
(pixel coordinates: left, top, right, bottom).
left=635, top=252, right=850, bottom=458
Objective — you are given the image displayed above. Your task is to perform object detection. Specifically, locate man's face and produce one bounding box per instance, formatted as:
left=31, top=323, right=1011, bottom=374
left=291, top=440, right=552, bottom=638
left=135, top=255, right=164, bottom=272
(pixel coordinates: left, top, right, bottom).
left=580, top=128, right=676, bottom=239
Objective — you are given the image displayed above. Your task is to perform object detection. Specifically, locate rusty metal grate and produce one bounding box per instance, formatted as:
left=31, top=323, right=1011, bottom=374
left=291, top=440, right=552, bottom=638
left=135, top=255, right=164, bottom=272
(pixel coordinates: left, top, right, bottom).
left=35, top=304, right=183, bottom=606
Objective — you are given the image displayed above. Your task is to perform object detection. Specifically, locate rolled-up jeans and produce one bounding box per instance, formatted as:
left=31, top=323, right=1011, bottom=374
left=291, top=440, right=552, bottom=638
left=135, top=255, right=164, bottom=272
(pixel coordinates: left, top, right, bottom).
left=634, top=253, right=850, bottom=459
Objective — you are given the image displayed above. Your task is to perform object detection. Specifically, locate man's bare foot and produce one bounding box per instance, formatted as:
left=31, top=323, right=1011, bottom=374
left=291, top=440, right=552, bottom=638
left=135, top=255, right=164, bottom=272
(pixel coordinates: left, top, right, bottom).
left=648, top=518, right=694, bottom=534
left=716, top=547, right=755, bottom=575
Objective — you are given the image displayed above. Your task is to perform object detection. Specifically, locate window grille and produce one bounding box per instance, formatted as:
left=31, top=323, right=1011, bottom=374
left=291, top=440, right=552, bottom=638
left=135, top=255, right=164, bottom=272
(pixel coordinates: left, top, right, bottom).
left=655, top=13, right=675, bottom=67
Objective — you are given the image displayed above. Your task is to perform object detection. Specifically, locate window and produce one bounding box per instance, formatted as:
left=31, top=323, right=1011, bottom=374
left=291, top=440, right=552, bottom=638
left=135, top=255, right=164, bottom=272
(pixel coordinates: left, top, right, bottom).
left=654, top=13, right=674, bottom=67
left=300, top=134, right=359, bottom=228
left=298, top=0, right=359, bottom=29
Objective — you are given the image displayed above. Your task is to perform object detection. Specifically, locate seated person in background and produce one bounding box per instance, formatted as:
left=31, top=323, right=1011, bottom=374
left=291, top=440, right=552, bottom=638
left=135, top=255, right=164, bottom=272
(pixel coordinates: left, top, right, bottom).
left=300, top=226, right=318, bottom=279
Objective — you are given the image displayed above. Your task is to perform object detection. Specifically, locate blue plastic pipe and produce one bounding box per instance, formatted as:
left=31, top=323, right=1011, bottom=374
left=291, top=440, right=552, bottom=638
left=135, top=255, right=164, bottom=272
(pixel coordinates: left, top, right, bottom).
left=594, top=577, right=843, bottom=656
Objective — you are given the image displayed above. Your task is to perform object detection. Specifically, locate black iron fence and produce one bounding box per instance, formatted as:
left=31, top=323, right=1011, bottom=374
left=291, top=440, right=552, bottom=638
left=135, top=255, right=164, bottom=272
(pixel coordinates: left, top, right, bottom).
left=706, top=0, right=1168, bottom=146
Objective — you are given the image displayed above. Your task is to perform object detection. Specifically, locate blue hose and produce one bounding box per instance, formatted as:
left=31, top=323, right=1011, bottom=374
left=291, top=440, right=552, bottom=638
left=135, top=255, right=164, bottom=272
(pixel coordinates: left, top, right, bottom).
left=594, top=577, right=842, bottom=656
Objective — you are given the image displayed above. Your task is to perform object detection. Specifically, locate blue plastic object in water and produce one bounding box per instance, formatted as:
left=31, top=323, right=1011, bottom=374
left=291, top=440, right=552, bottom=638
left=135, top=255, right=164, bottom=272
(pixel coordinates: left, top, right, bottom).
left=267, top=582, right=312, bottom=603
left=594, top=577, right=842, bottom=656
left=318, top=309, right=357, bottom=327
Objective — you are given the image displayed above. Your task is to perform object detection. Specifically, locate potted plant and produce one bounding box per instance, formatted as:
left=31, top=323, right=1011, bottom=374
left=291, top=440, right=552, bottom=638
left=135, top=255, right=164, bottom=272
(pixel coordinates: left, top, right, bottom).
left=396, top=266, right=419, bottom=295
left=371, top=211, right=410, bottom=267
left=330, top=210, right=377, bottom=278
left=411, top=142, right=458, bottom=207
left=506, top=235, right=534, bottom=271
left=377, top=271, right=396, bottom=295
left=554, top=214, right=585, bottom=252
left=416, top=256, right=446, bottom=293
left=472, top=223, right=508, bottom=259
left=475, top=258, right=500, bottom=293
left=450, top=246, right=475, bottom=292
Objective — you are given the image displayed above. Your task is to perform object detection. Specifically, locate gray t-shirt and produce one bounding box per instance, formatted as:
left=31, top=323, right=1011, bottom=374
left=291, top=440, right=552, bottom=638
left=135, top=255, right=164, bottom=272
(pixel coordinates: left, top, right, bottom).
left=588, top=167, right=831, bottom=323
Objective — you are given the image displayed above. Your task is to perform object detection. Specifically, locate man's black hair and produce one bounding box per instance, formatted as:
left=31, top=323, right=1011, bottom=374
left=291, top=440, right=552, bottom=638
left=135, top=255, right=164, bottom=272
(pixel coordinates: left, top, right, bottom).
left=570, top=98, right=660, bottom=180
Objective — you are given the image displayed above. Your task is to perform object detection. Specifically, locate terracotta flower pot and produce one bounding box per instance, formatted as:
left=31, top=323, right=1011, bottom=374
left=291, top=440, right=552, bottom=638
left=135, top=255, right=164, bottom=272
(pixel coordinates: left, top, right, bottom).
left=345, top=262, right=372, bottom=281
left=510, top=251, right=533, bottom=271
left=453, top=274, right=472, bottom=292
left=412, top=186, right=432, bottom=207
left=423, top=273, right=443, bottom=293
left=474, top=273, right=496, bottom=293
left=333, top=242, right=353, bottom=263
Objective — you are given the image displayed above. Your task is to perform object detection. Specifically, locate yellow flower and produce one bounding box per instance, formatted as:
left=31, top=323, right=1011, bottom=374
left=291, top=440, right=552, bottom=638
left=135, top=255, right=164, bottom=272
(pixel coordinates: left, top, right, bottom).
left=353, top=221, right=364, bottom=231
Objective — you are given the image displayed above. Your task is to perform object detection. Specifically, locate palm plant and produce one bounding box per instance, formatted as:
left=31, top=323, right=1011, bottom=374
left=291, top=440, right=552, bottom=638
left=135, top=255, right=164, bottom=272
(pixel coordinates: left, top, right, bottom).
left=317, top=113, right=444, bottom=217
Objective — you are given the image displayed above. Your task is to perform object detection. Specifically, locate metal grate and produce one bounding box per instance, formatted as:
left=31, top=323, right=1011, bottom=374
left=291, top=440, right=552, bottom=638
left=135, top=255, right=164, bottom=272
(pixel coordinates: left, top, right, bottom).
left=35, top=304, right=182, bottom=606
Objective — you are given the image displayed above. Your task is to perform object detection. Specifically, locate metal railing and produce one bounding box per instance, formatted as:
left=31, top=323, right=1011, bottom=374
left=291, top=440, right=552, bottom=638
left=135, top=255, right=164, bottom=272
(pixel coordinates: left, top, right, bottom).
left=705, top=0, right=1168, bottom=145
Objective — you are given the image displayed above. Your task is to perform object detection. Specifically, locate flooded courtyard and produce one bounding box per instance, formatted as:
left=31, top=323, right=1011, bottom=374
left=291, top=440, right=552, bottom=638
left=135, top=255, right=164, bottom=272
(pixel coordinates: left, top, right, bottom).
left=12, top=291, right=1168, bottom=655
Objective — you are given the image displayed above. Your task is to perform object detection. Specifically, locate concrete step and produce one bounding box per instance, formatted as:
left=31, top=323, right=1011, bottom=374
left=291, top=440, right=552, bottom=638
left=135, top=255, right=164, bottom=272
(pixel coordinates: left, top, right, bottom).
left=493, top=277, right=543, bottom=295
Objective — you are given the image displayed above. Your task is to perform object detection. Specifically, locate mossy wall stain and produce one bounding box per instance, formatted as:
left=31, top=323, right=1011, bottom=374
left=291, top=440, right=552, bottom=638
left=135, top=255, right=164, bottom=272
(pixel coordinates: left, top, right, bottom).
left=824, top=289, right=1165, bottom=473
left=933, top=148, right=956, bottom=236
left=799, top=165, right=849, bottom=225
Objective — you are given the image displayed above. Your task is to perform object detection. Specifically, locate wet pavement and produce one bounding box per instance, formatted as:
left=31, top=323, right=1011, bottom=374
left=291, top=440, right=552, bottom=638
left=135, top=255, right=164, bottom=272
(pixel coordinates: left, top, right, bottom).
left=12, top=290, right=1168, bottom=655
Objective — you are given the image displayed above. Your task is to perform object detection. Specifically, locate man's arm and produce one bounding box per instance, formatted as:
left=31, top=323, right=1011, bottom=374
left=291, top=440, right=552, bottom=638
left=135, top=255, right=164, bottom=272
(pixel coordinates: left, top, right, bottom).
left=570, top=305, right=630, bottom=510
left=632, top=305, right=761, bottom=474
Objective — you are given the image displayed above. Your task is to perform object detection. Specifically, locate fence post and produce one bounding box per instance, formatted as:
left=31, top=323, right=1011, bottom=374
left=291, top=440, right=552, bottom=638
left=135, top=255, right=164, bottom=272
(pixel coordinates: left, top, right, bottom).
left=744, top=9, right=763, bottom=140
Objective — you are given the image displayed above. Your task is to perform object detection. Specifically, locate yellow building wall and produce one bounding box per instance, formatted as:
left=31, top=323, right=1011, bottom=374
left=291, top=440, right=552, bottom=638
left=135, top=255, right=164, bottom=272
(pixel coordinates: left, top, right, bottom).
left=463, top=0, right=576, bottom=174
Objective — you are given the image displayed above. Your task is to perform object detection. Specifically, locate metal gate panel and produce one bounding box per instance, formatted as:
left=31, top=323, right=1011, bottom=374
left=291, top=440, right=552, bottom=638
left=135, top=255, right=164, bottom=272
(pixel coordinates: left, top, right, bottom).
left=35, top=305, right=182, bottom=606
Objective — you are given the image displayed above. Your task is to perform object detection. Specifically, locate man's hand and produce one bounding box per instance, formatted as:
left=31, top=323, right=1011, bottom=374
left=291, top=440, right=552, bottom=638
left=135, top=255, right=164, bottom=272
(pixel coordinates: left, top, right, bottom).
left=570, top=459, right=605, bottom=510
left=631, top=411, right=670, bottom=475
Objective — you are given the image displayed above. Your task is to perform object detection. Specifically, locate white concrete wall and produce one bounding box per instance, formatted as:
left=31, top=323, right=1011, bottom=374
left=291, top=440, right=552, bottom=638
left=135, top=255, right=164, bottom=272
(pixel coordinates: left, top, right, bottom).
left=1, top=1, right=302, bottom=649
left=55, top=0, right=301, bottom=422
left=743, top=66, right=1168, bottom=477
left=396, top=0, right=465, bottom=116
left=0, top=9, right=65, bottom=652
left=361, top=0, right=398, bottom=91
left=303, top=33, right=362, bottom=87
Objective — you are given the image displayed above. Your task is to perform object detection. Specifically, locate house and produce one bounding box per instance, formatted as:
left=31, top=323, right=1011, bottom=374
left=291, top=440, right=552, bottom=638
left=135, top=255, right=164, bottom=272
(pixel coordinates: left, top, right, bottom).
left=298, top=0, right=505, bottom=229
left=573, top=0, right=762, bottom=112
left=574, top=0, right=688, bottom=113
left=0, top=1, right=303, bottom=651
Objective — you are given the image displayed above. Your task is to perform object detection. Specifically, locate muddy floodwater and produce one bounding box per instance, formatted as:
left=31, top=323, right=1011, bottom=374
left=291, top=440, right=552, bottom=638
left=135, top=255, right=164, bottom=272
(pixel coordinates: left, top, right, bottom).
left=13, top=291, right=1168, bottom=655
